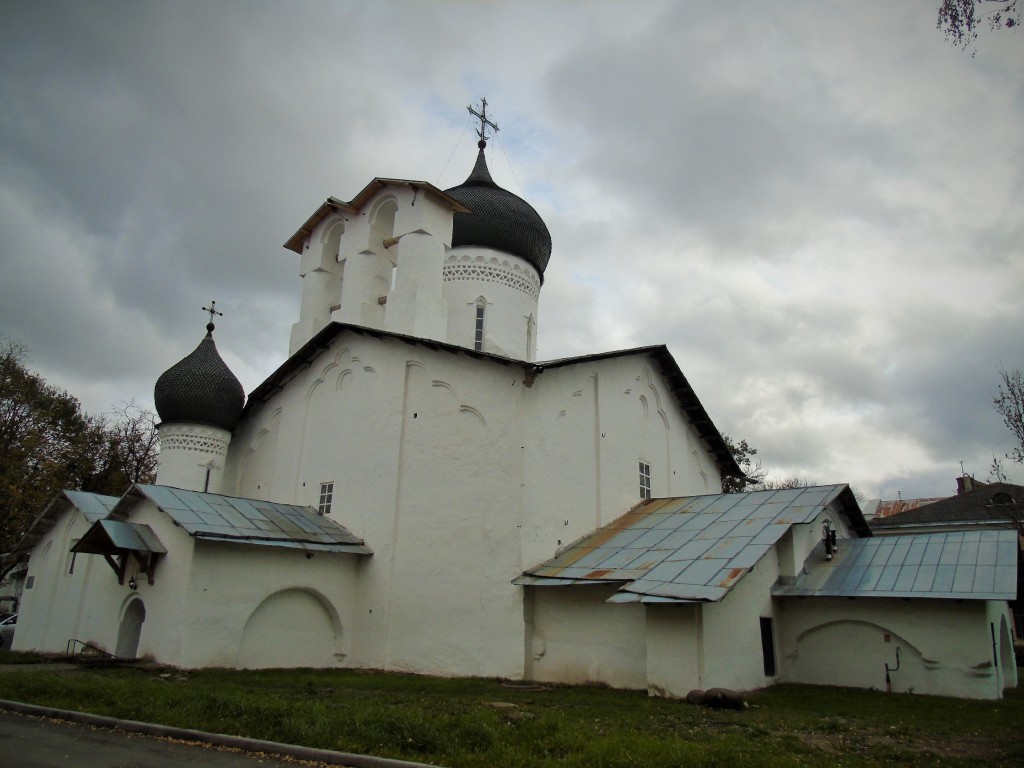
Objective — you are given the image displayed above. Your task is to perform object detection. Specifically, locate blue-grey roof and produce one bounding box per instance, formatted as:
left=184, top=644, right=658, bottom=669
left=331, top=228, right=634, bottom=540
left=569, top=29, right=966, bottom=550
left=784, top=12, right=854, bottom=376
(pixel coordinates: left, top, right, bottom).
left=14, top=490, right=120, bottom=552
left=122, top=485, right=371, bottom=555
left=773, top=530, right=1018, bottom=601
left=515, top=485, right=863, bottom=604
left=72, top=520, right=167, bottom=556
left=63, top=491, right=120, bottom=523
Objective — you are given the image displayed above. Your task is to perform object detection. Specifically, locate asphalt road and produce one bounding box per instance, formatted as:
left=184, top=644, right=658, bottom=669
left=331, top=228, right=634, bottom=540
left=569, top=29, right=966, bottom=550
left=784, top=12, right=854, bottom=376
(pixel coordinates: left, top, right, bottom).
left=0, top=710, right=321, bottom=767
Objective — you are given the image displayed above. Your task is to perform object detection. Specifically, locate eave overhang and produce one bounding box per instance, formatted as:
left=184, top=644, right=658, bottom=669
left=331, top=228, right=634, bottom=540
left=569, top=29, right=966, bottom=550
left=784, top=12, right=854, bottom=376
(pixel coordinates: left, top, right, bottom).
left=71, top=519, right=167, bottom=586
left=284, top=179, right=471, bottom=254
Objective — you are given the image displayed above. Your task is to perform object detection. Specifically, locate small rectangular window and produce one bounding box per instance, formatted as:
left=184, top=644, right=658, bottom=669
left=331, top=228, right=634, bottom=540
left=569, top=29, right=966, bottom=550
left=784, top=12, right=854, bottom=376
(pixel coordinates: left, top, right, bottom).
left=318, top=482, right=334, bottom=516
left=639, top=461, right=651, bottom=499
left=474, top=304, right=485, bottom=352
left=760, top=616, right=777, bottom=676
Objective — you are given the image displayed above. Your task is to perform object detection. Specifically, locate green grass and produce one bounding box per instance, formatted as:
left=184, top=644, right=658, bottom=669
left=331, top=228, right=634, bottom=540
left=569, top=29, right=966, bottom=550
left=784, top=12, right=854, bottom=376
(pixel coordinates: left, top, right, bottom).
left=0, top=661, right=1022, bottom=767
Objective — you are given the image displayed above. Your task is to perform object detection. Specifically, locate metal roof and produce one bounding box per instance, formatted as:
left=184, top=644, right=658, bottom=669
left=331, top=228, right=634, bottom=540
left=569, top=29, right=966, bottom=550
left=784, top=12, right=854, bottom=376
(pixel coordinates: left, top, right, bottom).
left=515, top=485, right=863, bottom=604
left=120, top=485, right=372, bottom=555
left=773, top=530, right=1018, bottom=601
left=13, top=491, right=120, bottom=552
left=870, top=482, right=1024, bottom=531
left=63, top=491, right=120, bottom=523
left=72, top=520, right=167, bottom=555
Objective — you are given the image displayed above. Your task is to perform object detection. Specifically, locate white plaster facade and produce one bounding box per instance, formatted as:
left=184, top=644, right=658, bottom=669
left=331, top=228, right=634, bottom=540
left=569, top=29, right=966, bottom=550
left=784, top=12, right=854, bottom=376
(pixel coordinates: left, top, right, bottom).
left=221, top=328, right=722, bottom=678
left=520, top=501, right=1018, bottom=700
left=287, top=179, right=541, bottom=362
left=14, top=491, right=363, bottom=668
left=10, top=147, right=1018, bottom=702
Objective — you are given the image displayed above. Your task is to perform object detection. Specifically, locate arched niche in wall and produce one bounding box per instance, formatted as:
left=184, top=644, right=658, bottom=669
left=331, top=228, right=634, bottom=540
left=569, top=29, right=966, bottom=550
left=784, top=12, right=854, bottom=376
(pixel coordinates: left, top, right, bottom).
left=236, top=587, right=343, bottom=669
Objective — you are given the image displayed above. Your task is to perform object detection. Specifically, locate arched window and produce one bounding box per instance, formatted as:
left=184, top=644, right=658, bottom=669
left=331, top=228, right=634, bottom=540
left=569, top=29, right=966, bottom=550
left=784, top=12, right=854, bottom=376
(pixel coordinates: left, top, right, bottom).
left=991, top=492, right=1015, bottom=506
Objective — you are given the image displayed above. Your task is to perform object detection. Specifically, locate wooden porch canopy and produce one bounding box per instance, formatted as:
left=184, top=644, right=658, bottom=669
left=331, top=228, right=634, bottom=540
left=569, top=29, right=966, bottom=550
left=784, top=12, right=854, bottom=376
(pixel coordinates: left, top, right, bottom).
left=71, top=520, right=167, bottom=586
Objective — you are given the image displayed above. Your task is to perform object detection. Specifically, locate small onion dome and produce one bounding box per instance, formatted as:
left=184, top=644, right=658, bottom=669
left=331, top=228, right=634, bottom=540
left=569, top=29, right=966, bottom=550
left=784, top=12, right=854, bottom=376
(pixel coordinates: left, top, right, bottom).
left=154, top=323, right=245, bottom=431
left=444, top=141, right=552, bottom=278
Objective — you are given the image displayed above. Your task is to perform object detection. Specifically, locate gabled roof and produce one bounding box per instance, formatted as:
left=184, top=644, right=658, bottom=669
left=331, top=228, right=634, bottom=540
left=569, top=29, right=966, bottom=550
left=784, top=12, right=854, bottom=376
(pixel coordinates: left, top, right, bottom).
left=774, top=530, right=1017, bottom=601
left=244, top=322, right=743, bottom=480
left=116, top=484, right=372, bottom=555
left=514, top=485, right=866, bottom=604
left=14, top=490, right=120, bottom=553
left=870, top=482, right=1024, bottom=531
left=283, top=180, right=471, bottom=254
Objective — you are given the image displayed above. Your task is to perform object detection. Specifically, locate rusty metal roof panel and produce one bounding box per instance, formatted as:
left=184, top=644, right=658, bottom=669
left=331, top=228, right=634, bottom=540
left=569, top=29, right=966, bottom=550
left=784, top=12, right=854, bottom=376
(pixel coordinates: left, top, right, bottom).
left=773, top=530, right=1017, bottom=600
left=520, top=486, right=859, bottom=603
left=728, top=543, right=771, bottom=569
left=664, top=538, right=716, bottom=561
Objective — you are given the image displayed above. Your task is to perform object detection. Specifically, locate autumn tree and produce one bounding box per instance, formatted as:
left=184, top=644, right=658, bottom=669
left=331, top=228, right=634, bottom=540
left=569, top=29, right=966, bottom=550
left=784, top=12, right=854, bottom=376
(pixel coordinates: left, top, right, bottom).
left=994, top=367, right=1024, bottom=464
left=938, top=0, right=1018, bottom=53
left=0, top=339, right=158, bottom=580
left=721, top=434, right=765, bottom=493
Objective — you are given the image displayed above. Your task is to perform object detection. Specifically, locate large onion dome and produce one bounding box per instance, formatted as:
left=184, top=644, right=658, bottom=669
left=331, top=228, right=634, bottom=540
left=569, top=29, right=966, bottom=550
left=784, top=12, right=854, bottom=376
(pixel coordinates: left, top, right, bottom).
left=154, top=323, right=245, bottom=431
left=444, top=141, right=552, bottom=278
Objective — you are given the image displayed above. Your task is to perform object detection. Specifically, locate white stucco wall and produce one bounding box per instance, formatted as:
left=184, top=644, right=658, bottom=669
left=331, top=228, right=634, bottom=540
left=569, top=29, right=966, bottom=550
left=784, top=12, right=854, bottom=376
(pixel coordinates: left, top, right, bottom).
left=180, top=540, right=361, bottom=669
left=289, top=183, right=543, bottom=359
left=15, top=497, right=365, bottom=669
left=524, top=584, right=647, bottom=689
left=777, top=597, right=1016, bottom=699
left=698, top=554, right=780, bottom=692
left=520, top=355, right=721, bottom=570
left=223, top=332, right=724, bottom=680
left=442, top=247, right=540, bottom=360
left=155, top=422, right=233, bottom=493
left=644, top=603, right=703, bottom=697
left=14, top=507, right=112, bottom=654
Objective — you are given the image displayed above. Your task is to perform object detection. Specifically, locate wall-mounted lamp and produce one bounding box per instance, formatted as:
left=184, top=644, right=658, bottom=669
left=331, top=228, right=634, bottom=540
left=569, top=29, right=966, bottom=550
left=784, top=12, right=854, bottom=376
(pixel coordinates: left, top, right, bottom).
left=128, top=577, right=138, bottom=591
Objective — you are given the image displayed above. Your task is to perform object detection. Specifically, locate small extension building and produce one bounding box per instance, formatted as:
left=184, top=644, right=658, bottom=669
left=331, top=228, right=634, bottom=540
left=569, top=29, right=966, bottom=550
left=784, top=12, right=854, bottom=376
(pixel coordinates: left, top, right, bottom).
left=12, top=125, right=1018, bottom=699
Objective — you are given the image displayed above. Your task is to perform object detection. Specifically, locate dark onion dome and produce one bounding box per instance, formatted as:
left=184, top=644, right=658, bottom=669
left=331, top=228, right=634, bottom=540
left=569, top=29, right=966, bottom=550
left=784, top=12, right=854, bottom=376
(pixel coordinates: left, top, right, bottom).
left=154, top=323, right=245, bottom=431
left=444, top=141, right=552, bottom=278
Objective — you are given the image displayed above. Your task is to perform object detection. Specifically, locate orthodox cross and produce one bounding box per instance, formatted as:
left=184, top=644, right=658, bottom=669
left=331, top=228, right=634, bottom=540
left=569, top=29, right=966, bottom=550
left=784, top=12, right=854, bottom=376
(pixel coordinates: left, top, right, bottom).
left=203, top=301, right=223, bottom=323
left=202, top=300, right=223, bottom=332
left=467, top=97, right=499, bottom=143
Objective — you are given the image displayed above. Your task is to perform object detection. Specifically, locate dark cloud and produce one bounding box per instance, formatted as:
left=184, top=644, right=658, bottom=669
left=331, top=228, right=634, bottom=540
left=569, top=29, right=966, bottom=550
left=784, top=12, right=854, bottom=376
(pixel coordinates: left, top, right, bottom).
left=1, top=1, right=1021, bottom=498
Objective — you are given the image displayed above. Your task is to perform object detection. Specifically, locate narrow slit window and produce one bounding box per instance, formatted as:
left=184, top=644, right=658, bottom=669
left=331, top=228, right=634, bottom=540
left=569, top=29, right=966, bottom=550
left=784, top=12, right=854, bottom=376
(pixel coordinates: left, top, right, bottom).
left=318, top=482, right=334, bottom=516
left=474, top=303, right=485, bottom=351
left=760, top=616, right=777, bottom=676
left=639, top=461, right=651, bottom=499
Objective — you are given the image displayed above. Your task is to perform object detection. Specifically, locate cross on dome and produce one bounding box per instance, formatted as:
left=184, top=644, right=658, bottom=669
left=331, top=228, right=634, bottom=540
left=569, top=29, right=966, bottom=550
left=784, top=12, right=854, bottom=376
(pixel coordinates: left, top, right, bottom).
left=467, top=98, right=499, bottom=145
left=202, top=300, right=223, bottom=334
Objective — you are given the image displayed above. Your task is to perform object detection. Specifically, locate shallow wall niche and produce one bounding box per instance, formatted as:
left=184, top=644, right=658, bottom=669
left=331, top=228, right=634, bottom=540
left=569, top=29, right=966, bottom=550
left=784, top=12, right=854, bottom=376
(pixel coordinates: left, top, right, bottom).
left=787, top=619, right=924, bottom=693
left=236, top=588, right=342, bottom=669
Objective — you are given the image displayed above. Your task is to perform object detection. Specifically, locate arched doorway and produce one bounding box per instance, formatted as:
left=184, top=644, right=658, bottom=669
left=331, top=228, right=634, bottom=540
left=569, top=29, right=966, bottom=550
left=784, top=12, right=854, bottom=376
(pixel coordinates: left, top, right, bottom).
left=116, top=598, right=146, bottom=659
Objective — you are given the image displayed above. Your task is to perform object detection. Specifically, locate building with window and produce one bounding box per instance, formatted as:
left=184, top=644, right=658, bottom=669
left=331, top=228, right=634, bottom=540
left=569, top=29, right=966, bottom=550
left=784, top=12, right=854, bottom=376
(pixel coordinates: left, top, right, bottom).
left=12, top=131, right=1017, bottom=700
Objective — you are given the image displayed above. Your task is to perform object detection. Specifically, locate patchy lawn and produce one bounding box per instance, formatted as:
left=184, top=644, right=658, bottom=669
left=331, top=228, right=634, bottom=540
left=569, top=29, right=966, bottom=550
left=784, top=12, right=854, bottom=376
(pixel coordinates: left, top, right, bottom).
left=0, top=661, right=1021, bottom=767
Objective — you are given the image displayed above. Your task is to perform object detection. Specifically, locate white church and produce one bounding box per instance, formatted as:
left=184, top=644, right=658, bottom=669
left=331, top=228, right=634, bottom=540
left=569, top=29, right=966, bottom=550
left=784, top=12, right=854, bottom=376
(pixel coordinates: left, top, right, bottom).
left=12, top=109, right=1018, bottom=700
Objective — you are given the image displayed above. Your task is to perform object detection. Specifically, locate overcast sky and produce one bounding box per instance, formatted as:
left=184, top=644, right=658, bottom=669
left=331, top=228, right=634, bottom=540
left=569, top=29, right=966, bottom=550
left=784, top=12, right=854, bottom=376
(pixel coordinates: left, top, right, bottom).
left=2, top=1, right=1022, bottom=500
